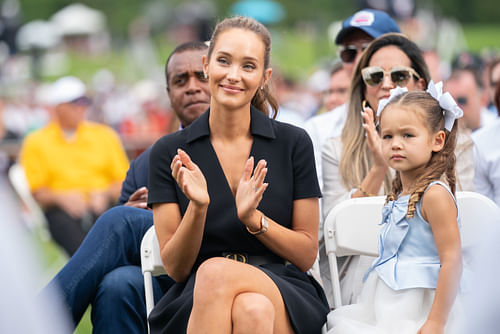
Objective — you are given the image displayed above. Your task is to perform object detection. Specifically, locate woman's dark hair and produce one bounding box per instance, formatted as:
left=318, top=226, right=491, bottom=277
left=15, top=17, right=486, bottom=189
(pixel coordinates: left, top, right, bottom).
left=355, top=33, right=431, bottom=104
left=495, top=82, right=500, bottom=116
left=206, top=16, right=278, bottom=118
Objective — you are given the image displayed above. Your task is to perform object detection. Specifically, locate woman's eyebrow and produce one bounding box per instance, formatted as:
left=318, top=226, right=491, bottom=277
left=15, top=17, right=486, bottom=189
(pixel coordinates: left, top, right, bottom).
left=216, top=50, right=258, bottom=62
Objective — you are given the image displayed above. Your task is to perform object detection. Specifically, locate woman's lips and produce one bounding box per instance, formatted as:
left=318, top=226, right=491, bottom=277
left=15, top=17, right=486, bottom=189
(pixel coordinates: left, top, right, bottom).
left=220, top=84, right=244, bottom=93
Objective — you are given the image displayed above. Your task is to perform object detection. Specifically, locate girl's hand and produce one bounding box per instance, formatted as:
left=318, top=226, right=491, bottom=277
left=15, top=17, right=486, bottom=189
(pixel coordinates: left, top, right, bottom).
left=235, top=157, right=268, bottom=225
left=362, top=105, right=386, bottom=168
left=171, top=149, right=209, bottom=207
left=418, top=320, right=444, bottom=334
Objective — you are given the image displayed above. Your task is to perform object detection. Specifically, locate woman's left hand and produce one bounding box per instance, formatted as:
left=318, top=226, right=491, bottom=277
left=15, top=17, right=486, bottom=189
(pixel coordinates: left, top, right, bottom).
left=362, top=106, right=386, bottom=169
left=235, top=157, right=268, bottom=225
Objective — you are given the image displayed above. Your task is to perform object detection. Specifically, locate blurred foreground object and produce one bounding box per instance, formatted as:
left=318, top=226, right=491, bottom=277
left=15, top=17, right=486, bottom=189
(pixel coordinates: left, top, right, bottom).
left=0, top=173, right=72, bottom=333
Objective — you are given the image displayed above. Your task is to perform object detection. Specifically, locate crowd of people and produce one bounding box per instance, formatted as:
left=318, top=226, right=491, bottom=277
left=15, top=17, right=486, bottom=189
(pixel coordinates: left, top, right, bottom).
left=2, top=5, right=500, bottom=334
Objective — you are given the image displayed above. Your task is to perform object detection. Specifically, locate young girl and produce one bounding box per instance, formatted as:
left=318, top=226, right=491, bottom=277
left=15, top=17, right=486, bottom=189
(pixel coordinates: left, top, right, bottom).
left=327, top=81, right=464, bottom=334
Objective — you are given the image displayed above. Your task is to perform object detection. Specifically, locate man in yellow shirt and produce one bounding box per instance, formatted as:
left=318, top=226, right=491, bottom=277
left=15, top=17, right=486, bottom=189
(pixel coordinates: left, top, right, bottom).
left=20, top=76, right=129, bottom=255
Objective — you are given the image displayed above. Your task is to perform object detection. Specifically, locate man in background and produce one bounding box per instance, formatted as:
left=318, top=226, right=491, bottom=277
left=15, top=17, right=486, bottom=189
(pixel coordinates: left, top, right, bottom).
left=446, top=52, right=495, bottom=133
left=20, top=76, right=129, bottom=255
left=322, top=61, right=350, bottom=113
left=44, top=41, right=210, bottom=333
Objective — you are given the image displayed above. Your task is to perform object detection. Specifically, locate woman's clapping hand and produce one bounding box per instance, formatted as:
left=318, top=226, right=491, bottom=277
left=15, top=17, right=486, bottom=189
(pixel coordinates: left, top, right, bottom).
left=171, top=149, right=210, bottom=207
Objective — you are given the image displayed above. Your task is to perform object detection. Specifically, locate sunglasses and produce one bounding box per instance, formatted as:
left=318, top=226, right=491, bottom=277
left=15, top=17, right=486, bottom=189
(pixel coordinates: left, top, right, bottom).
left=339, top=43, right=370, bottom=63
left=456, top=96, right=467, bottom=106
left=361, top=66, right=421, bottom=87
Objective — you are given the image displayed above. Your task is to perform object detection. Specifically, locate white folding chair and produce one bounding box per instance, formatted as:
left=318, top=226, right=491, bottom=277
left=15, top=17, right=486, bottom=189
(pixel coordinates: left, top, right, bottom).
left=8, top=163, right=51, bottom=241
left=140, top=225, right=166, bottom=318
left=323, top=195, right=385, bottom=309
left=323, top=191, right=499, bottom=311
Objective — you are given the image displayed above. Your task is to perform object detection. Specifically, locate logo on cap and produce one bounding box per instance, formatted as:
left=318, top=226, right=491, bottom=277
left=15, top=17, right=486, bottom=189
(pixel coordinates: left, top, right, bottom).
left=350, top=11, right=375, bottom=27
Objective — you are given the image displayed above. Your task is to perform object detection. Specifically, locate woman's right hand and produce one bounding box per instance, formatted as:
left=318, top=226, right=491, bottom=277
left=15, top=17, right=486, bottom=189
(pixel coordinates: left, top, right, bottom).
left=361, top=105, right=386, bottom=168
left=171, top=149, right=210, bottom=207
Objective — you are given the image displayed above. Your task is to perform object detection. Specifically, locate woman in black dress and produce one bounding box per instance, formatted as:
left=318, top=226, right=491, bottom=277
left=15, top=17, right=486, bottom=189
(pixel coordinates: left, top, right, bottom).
left=148, top=16, right=329, bottom=333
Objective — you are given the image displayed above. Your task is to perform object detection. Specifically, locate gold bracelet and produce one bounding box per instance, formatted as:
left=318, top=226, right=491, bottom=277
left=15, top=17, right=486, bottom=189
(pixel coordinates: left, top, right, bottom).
left=359, top=185, right=376, bottom=197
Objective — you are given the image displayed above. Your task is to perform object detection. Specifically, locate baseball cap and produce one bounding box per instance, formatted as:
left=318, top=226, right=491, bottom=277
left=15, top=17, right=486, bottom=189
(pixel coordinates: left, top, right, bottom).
left=47, top=76, right=89, bottom=106
left=335, top=9, right=400, bottom=45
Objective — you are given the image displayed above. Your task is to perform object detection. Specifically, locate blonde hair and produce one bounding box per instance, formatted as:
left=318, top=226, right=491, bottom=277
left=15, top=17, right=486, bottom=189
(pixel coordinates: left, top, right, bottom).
left=339, top=33, right=430, bottom=192
left=207, top=16, right=278, bottom=118
left=381, top=91, right=458, bottom=218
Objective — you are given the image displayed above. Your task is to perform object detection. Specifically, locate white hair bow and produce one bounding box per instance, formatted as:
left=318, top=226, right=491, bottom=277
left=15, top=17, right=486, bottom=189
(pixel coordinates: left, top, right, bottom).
left=376, top=86, right=408, bottom=117
left=426, top=80, right=463, bottom=131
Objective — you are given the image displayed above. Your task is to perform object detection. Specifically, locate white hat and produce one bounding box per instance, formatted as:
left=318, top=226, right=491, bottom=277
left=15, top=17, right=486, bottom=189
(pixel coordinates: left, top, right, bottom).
left=47, top=76, right=87, bottom=106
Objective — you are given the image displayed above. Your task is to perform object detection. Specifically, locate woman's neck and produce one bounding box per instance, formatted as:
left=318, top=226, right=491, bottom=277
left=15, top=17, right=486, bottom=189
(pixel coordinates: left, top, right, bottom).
left=209, top=102, right=252, bottom=141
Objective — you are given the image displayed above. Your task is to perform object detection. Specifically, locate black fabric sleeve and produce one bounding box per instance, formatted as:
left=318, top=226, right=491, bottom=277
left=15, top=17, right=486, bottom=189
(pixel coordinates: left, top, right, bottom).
left=292, top=128, right=322, bottom=200
left=147, top=137, right=179, bottom=207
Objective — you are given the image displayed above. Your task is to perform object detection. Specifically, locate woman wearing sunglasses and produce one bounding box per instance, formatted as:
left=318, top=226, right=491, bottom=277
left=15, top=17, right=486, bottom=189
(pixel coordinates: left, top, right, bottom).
left=320, top=33, right=475, bottom=305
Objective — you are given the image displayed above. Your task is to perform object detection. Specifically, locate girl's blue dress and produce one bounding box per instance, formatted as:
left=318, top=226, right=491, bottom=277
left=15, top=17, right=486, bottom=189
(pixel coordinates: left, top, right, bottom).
left=327, top=181, right=463, bottom=333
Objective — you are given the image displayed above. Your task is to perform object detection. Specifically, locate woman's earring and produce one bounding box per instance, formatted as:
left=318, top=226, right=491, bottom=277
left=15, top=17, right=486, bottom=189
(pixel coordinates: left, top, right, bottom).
left=203, top=72, right=208, bottom=79
left=260, top=85, right=264, bottom=90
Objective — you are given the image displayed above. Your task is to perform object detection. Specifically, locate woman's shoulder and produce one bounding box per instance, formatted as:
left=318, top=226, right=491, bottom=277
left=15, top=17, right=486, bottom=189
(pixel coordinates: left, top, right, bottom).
left=150, top=129, right=189, bottom=156
left=268, top=118, right=313, bottom=146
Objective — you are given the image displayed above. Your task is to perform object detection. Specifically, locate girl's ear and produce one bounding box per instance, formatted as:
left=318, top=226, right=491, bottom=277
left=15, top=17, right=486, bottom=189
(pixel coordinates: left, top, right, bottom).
left=432, top=130, right=446, bottom=152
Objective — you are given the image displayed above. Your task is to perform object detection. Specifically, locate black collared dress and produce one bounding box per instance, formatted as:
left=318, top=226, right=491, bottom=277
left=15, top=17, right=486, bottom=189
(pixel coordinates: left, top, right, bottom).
left=147, top=106, right=329, bottom=333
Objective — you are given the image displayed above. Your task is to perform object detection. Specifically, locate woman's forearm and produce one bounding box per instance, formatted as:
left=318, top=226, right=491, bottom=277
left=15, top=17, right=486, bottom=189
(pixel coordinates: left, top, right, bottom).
left=256, top=216, right=318, bottom=271
left=156, top=201, right=208, bottom=282
left=244, top=198, right=320, bottom=272
left=352, top=164, right=387, bottom=198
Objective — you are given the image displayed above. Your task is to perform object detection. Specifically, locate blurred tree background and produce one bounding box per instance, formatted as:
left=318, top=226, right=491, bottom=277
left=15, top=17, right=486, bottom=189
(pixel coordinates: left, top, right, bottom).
left=19, top=0, right=499, bottom=34
left=10, top=0, right=500, bottom=83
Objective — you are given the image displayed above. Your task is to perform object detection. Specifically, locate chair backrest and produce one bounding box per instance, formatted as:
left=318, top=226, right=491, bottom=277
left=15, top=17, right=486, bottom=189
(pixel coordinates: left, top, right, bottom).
left=8, top=163, right=51, bottom=240
left=141, top=225, right=167, bottom=277
left=324, top=196, right=385, bottom=259
left=324, top=191, right=499, bottom=309
left=140, top=225, right=166, bottom=324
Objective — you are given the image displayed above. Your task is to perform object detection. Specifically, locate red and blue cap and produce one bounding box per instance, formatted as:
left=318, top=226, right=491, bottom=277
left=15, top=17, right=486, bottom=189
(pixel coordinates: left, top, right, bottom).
left=335, top=9, right=400, bottom=45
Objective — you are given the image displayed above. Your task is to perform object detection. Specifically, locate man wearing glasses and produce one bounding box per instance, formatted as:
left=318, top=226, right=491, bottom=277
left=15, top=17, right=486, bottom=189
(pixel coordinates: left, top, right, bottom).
left=305, top=9, right=400, bottom=188
left=336, top=9, right=400, bottom=76
left=20, top=76, right=129, bottom=256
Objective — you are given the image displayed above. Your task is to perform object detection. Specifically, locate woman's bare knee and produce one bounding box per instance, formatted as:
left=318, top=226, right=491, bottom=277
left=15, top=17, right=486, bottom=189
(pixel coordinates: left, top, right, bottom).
left=232, top=292, right=274, bottom=334
left=193, top=258, right=233, bottom=301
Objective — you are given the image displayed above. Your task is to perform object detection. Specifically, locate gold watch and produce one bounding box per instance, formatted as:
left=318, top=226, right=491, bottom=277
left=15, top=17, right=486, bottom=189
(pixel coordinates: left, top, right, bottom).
left=246, top=214, right=268, bottom=235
